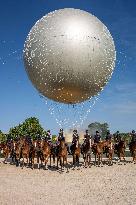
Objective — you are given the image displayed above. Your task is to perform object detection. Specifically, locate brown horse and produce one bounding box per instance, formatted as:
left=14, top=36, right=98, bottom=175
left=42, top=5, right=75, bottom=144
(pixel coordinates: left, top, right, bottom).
left=81, top=138, right=92, bottom=168
left=33, top=140, right=43, bottom=169
left=103, top=140, right=114, bottom=165
left=114, top=140, right=126, bottom=164
left=57, top=139, right=68, bottom=172
left=72, top=139, right=81, bottom=168
left=42, top=140, right=51, bottom=170
left=129, top=142, right=136, bottom=163
left=2, top=142, right=11, bottom=164
left=92, top=141, right=107, bottom=166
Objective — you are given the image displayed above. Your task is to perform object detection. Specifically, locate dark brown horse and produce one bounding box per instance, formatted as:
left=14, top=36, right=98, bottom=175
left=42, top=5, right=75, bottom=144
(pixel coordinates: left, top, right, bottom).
left=81, top=138, right=92, bottom=168
left=72, top=139, right=81, bottom=168
left=57, top=139, right=68, bottom=172
left=33, top=140, right=43, bottom=169
left=129, top=142, right=136, bottom=163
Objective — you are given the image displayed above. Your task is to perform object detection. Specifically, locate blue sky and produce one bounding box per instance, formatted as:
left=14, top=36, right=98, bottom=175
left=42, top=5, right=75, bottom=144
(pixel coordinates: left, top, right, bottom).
left=0, top=0, right=136, bottom=134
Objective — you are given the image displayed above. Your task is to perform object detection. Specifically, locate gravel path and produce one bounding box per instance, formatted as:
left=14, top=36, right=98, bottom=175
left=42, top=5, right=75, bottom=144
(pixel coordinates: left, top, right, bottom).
left=0, top=158, right=136, bottom=205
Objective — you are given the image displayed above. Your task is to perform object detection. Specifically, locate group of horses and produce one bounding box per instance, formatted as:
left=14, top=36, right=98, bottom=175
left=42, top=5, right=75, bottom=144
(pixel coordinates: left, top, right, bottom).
left=0, top=137, right=136, bottom=172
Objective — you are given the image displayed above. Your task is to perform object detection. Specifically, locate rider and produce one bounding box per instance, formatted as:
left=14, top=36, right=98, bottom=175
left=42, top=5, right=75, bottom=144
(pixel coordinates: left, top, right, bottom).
left=25, top=135, right=33, bottom=146
left=70, top=129, right=79, bottom=154
left=84, top=130, right=91, bottom=141
left=114, top=131, right=122, bottom=152
left=93, top=131, right=101, bottom=143
left=105, top=130, right=112, bottom=141
left=45, top=130, right=52, bottom=144
left=6, top=134, right=13, bottom=148
left=58, top=129, right=65, bottom=142
left=130, top=130, right=136, bottom=143
left=114, top=131, right=121, bottom=143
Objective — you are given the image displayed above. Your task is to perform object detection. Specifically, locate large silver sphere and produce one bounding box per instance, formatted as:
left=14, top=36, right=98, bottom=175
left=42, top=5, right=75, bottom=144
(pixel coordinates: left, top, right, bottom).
left=23, top=8, right=116, bottom=104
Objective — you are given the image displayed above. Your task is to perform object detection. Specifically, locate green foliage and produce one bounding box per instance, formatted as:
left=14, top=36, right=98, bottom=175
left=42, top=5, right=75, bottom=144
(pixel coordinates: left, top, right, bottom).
left=0, top=130, right=6, bottom=142
left=52, top=135, right=57, bottom=143
left=9, top=117, right=46, bottom=140
left=88, top=122, right=109, bottom=139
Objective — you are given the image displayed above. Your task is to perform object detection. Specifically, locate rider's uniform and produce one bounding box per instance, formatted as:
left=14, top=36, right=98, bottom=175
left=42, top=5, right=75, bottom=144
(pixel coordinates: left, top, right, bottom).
left=131, top=133, right=136, bottom=143
left=93, top=134, right=101, bottom=144
left=105, top=134, right=112, bottom=141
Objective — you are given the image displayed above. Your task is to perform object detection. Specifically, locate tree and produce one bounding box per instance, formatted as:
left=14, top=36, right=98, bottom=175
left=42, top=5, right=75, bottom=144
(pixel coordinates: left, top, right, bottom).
left=9, top=117, right=46, bottom=139
left=0, top=130, right=6, bottom=142
left=88, top=122, right=109, bottom=139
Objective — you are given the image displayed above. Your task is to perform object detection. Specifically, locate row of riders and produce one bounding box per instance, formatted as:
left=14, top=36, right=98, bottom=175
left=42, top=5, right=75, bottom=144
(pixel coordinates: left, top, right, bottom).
left=0, top=129, right=136, bottom=170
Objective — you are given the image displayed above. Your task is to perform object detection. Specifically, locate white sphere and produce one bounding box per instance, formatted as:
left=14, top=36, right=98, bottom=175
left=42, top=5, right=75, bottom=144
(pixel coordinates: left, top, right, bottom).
left=23, top=8, right=116, bottom=104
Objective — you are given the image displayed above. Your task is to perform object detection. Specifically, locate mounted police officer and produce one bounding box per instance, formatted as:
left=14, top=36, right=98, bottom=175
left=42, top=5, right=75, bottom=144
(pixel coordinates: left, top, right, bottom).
left=45, top=130, right=52, bottom=144
left=58, top=129, right=65, bottom=142
left=70, top=129, right=79, bottom=154
left=6, top=134, right=13, bottom=148
left=114, top=131, right=122, bottom=153
left=130, top=130, right=136, bottom=143
left=25, top=135, right=32, bottom=147
left=94, top=131, right=101, bottom=143
left=105, top=130, right=112, bottom=141
left=84, top=130, right=91, bottom=141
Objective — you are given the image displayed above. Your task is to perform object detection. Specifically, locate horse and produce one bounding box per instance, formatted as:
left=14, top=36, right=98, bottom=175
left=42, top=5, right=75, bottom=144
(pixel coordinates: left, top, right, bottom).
left=50, top=144, right=57, bottom=165
left=103, top=140, right=114, bottom=165
left=81, top=138, right=92, bottom=168
left=129, top=141, right=136, bottom=163
left=57, top=139, right=68, bottom=172
left=2, top=142, right=11, bottom=164
left=114, top=140, right=126, bottom=164
left=33, top=139, right=43, bottom=169
left=92, top=141, right=107, bottom=166
left=42, top=140, right=51, bottom=170
left=21, top=140, right=31, bottom=168
left=71, top=139, right=81, bottom=169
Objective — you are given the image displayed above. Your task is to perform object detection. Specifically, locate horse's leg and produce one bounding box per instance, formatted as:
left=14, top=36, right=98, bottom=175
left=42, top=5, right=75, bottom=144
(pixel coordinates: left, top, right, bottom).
left=49, top=154, right=51, bottom=168
left=26, top=155, right=29, bottom=167
left=63, top=156, right=65, bottom=167
left=118, top=151, right=121, bottom=164
left=89, top=153, right=91, bottom=168
left=44, top=156, right=47, bottom=170
left=56, top=157, right=59, bottom=170
left=73, top=155, right=75, bottom=169
left=94, top=154, right=97, bottom=166
left=60, top=157, right=62, bottom=172
left=65, top=157, right=69, bottom=173
left=123, top=151, right=126, bottom=165
left=85, top=154, right=87, bottom=168
left=31, top=156, right=34, bottom=169
left=37, top=154, right=40, bottom=169
left=98, top=154, right=100, bottom=167
left=100, top=153, right=103, bottom=167
left=22, top=156, right=24, bottom=169
left=53, top=154, right=55, bottom=164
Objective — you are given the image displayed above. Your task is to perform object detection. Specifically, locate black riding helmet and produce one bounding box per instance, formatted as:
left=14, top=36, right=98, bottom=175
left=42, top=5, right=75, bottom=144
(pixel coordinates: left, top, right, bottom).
left=132, top=130, right=135, bottom=133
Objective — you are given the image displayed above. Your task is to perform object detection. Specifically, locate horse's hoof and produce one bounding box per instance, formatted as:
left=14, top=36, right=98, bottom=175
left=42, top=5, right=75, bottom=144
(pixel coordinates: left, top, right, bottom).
left=72, top=167, right=75, bottom=170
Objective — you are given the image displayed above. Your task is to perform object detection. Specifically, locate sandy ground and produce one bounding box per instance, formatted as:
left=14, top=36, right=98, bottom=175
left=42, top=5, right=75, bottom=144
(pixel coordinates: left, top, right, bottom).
left=0, top=158, right=136, bottom=205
